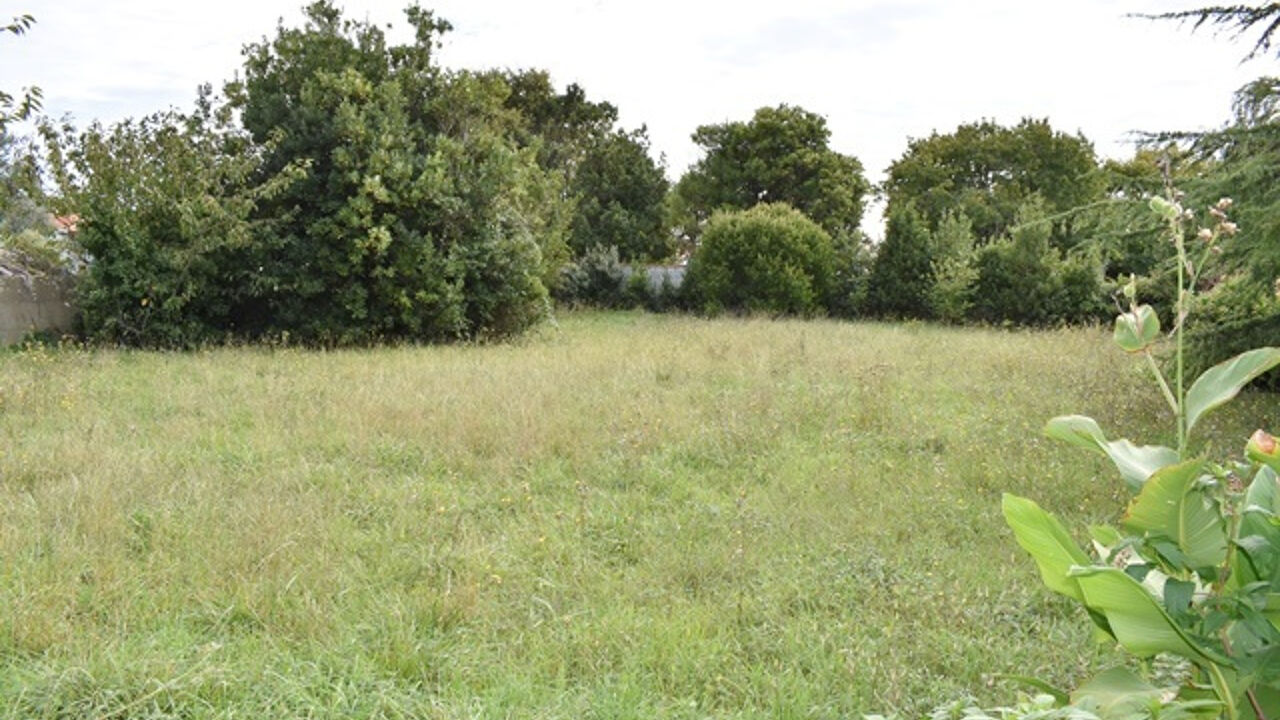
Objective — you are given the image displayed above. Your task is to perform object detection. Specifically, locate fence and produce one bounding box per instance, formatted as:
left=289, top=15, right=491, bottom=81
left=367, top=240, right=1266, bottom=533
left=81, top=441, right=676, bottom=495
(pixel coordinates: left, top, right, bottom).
left=0, top=273, right=75, bottom=345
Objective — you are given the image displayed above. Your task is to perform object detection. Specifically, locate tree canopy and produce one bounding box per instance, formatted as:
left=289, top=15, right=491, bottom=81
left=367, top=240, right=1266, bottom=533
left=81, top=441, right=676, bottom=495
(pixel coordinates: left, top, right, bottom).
left=674, top=105, right=869, bottom=241
left=883, top=118, right=1103, bottom=246
left=498, top=69, right=669, bottom=262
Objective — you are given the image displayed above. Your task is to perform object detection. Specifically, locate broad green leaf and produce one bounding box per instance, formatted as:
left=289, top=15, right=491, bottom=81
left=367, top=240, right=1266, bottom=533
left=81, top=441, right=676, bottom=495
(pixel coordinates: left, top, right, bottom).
left=1003, top=494, right=1093, bottom=602
left=1237, top=467, right=1280, bottom=587
left=1122, top=459, right=1226, bottom=571
left=1070, top=667, right=1163, bottom=718
left=1114, top=305, right=1160, bottom=354
left=1185, top=348, right=1280, bottom=437
left=1045, top=415, right=1180, bottom=491
left=1072, top=566, right=1229, bottom=665
left=1089, top=524, right=1122, bottom=548
left=1246, top=466, right=1280, bottom=516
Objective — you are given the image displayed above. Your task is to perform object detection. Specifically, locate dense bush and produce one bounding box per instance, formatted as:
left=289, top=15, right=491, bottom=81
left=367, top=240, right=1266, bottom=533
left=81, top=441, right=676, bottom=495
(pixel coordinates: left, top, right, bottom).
left=40, top=110, right=261, bottom=346
left=686, top=203, right=835, bottom=315
left=927, top=211, right=978, bottom=323
left=971, top=199, right=1106, bottom=325
left=41, top=4, right=562, bottom=347
left=1184, top=274, right=1280, bottom=391
left=555, top=244, right=630, bottom=308
left=229, top=7, right=560, bottom=344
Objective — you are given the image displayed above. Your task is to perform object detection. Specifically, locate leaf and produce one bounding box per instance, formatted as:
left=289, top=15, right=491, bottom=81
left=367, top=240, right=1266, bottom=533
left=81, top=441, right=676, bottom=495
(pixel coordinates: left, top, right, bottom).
left=1122, top=459, right=1227, bottom=571
left=1071, top=566, right=1230, bottom=665
left=1114, top=305, right=1160, bottom=354
left=1045, top=415, right=1180, bottom=491
left=1003, top=494, right=1093, bottom=602
left=1185, top=348, right=1280, bottom=437
left=1164, top=578, right=1196, bottom=620
left=1237, top=467, right=1280, bottom=586
left=993, top=674, right=1069, bottom=705
left=1070, top=667, right=1163, bottom=718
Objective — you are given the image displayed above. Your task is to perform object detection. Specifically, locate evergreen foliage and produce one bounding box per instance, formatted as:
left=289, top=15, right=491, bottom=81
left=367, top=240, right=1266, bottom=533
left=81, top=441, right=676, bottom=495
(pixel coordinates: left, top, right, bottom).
left=866, top=203, right=935, bottom=319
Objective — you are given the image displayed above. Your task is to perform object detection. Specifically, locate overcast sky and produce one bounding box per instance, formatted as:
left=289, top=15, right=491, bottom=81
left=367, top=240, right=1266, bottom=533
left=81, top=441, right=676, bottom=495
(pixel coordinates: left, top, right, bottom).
left=2, top=1, right=1277, bottom=236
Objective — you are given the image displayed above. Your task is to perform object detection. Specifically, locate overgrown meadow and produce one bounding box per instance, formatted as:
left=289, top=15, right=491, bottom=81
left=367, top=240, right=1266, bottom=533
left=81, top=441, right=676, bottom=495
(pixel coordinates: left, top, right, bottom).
left=1, top=312, right=1273, bottom=718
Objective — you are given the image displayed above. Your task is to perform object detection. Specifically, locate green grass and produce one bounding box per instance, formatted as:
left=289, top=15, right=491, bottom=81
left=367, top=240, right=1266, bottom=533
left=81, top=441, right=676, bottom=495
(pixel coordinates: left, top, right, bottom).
left=0, top=311, right=1273, bottom=718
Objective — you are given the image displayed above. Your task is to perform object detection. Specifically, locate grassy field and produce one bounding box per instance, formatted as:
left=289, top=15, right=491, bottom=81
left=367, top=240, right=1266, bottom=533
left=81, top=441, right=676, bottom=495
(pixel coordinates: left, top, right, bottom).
left=1, top=311, right=1274, bottom=718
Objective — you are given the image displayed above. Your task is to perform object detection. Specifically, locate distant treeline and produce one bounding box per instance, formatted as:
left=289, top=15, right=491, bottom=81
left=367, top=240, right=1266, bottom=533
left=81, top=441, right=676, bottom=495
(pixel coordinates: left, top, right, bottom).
left=0, top=3, right=1276, bottom=374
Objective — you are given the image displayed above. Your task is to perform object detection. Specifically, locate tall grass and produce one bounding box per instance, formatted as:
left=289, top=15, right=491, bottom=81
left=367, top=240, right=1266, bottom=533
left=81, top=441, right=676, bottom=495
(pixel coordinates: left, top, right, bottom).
left=1, top=312, right=1272, bottom=718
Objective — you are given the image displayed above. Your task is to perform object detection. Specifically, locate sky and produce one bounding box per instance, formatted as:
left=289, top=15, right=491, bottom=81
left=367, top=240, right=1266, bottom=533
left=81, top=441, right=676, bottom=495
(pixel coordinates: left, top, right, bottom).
left=2, top=0, right=1278, bottom=237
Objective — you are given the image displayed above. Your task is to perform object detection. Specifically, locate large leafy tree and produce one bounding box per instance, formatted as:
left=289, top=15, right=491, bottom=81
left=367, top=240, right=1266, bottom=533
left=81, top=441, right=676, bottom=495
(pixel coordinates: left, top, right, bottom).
left=500, top=70, right=669, bottom=262
left=500, top=69, right=618, bottom=180
left=883, top=118, right=1104, bottom=247
left=569, top=127, right=670, bottom=261
left=226, top=1, right=561, bottom=343
left=674, top=105, right=869, bottom=242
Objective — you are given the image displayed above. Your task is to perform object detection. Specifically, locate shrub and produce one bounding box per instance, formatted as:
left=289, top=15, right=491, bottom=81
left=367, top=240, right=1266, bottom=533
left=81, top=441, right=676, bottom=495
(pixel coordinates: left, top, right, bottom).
left=555, top=244, right=630, bottom=308
left=685, top=203, right=835, bottom=315
left=40, top=110, right=260, bottom=347
left=927, top=211, right=978, bottom=323
left=1185, top=274, right=1280, bottom=391
left=971, top=198, right=1106, bottom=325
left=41, top=6, right=559, bottom=346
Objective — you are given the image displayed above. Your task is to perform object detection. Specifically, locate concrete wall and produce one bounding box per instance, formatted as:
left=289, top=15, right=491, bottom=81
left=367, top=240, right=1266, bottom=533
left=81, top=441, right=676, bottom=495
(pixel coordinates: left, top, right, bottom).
left=0, top=274, right=75, bottom=345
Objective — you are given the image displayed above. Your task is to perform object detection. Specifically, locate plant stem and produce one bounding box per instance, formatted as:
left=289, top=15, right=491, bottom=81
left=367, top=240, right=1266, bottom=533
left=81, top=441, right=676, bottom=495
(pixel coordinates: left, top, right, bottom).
left=1172, top=209, right=1187, bottom=455
left=1248, top=689, right=1268, bottom=720
left=1209, top=662, right=1239, bottom=720
left=1145, top=351, right=1180, bottom=416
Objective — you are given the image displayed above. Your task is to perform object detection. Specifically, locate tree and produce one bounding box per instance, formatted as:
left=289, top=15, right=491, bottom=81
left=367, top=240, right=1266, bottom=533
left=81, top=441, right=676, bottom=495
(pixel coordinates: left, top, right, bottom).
left=40, top=109, right=263, bottom=346
left=499, top=69, right=617, bottom=180
left=686, top=203, right=835, bottom=316
left=865, top=203, right=935, bottom=319
left=0, top=13, right=41, bottom=133
left=674, top=105, right=869, bottom=241
left=226, top=2, right=560, bottom=343
left=568, top=127, right=670, bottom=261
left=1136, top=3, right=1280, bottom=60
left=883, top=118, right=1104, bottom=247
left=499, top=69, right=668, bottom=263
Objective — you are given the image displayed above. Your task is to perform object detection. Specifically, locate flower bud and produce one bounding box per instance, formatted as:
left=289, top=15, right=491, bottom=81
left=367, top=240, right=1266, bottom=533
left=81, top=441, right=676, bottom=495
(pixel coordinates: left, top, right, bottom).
left=1247, top=429, right=1280, bottom=471
left=1217, top=197, right=1233, bottom=210
left=1210, top=207, right=1227, bottom=220
left=1197, top=228, right=1213, bottom=242
left=1123, top=274, right=1137, bottom=302
left=1221, top=221, right=1238, bottom=236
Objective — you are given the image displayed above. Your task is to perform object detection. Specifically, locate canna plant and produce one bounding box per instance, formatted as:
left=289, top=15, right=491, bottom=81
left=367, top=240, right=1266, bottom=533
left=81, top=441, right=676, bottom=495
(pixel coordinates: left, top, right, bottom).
left=1003, top=191, right=1280, bottom=720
